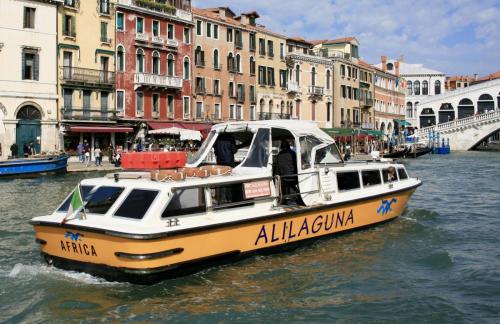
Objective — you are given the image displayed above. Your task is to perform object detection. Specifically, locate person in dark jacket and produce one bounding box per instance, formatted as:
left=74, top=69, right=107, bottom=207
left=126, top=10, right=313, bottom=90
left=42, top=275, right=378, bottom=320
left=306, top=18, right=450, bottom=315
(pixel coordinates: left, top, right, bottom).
left=23, top=143, right=29, bottom=158
left=10, top=143, right=18, bottom=159
left=277, top=139, right=299, bottom=205
left=214, top=133, right=237, bottom=167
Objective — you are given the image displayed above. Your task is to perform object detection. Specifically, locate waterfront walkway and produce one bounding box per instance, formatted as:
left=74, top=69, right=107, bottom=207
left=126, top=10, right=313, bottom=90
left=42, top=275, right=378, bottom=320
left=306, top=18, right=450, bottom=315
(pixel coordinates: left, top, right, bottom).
left=67, top=161, right=121, bottom=173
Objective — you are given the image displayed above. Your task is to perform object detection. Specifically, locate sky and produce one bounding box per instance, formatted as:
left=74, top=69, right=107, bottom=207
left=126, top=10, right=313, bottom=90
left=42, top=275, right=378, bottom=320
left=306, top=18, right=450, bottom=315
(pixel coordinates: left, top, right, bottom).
left=192, top=0, right=500, bottom=76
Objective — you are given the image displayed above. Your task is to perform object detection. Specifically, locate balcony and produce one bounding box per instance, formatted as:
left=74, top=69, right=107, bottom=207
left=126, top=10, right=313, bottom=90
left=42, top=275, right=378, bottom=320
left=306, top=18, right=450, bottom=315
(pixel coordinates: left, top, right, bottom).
left=359, top=98, right=374, bottom=107
left=195, top=87, right=206, bottom=95
left=258, top=112, right=291, bottom=120
left=151, top=36, right=164, bottom=45
left=100, top=36, right=112, bottom=44
left=120, top=0, right=192, bottom=23
left=166, top=39, right=179, bottom=47
left=135, top=32, right=149, bottom=42
left=134, top=73, right=183, bottom=90
left=308, top=86, right=324, bottom=96
left=287, top=82, right=299, bottom=93
left=61, top=107, right=116, bottom=121
left=60, top=67, right=115, bottom=87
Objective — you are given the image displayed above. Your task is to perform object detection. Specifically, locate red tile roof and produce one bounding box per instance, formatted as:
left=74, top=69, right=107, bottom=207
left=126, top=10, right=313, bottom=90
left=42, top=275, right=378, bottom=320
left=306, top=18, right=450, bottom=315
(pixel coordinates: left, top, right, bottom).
left=310, top=37, right=357, bottom=45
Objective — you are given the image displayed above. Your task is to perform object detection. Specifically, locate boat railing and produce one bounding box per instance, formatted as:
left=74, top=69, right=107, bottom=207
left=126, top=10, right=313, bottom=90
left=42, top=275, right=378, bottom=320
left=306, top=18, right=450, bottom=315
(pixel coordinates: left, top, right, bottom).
left=275, top=170, right=321, bottom=203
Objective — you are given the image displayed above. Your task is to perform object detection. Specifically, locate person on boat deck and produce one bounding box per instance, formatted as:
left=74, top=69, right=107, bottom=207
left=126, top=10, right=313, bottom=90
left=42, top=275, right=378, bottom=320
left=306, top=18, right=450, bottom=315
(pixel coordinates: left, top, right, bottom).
left=214, top=133, right=238, bottom=167
left=10, top=143, right=18, bottom=159
left=277, top=139, right=299, bottom=205
left=387, top=166, right=397, bottom=182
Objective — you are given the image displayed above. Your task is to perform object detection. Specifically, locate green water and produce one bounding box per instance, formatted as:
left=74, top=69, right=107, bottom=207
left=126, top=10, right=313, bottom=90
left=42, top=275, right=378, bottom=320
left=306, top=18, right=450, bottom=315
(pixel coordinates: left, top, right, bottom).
left=0, top=152, right=499, bottom=322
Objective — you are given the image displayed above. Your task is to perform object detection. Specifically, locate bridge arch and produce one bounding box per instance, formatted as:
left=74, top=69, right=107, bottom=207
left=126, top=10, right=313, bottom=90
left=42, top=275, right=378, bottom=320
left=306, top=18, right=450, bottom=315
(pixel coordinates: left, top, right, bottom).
left=477, top=94, right=494, bottom=114
left=457, top=98, right=474, bottom=119
left=420, top=108, right=436, bottom=127
left=439, top=103, right=455, bottom=124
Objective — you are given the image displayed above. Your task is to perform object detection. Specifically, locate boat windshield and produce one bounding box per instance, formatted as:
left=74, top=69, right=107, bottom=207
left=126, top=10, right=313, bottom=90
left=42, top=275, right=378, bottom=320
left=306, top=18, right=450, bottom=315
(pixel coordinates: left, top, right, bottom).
left=314, top=143, right=343, bottom=165
left=187, top=130, right=217, bottom=164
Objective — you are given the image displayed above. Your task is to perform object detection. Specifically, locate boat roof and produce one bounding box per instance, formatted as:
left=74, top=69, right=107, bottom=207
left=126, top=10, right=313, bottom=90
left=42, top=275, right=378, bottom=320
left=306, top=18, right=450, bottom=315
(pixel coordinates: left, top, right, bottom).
left=210, top=120, right=334, bottom=143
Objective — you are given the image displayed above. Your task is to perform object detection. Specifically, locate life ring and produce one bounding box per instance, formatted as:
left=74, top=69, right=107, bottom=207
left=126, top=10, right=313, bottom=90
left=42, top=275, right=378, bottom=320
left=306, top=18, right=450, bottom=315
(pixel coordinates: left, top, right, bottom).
left=151, top=170, right=185, bottom=182
left=179, top=167, right=199, bottom=178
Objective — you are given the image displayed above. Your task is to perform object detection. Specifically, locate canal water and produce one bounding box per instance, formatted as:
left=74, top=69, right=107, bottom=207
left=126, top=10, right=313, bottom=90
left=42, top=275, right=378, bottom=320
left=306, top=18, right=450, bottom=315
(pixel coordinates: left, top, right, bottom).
left=0, top=152, right=499, bottom=322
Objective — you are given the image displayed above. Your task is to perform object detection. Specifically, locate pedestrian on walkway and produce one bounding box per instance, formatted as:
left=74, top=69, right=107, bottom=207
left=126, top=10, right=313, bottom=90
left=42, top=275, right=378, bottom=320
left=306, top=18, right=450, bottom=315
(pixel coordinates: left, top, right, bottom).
left=85, top=147, right=91, bottom=167
left=77, top=142, right=84, bottom=163
left=94, top=146, right=102, bottom=166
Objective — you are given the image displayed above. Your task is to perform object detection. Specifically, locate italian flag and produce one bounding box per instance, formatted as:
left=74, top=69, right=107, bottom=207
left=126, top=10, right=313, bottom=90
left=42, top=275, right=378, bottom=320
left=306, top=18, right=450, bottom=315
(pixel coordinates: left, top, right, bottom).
left=62, top=186, right=84, bottom=224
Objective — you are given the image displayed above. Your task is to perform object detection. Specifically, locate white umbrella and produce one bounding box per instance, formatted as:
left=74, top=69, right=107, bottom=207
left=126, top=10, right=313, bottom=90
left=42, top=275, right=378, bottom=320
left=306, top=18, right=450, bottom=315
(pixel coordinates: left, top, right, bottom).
left=149, top=127, right=202, bottom=141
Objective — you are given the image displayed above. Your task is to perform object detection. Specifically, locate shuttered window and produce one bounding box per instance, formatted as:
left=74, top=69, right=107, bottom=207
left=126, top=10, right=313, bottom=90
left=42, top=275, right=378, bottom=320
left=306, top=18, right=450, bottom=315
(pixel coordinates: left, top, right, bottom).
left=23, top=7, right=36, bottom=29
left=22, top=51, right=39, bottom=81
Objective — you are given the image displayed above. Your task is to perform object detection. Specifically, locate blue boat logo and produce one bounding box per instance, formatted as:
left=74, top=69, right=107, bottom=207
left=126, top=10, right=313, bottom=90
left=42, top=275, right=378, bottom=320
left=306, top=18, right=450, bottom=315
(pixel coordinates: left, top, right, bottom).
left=65, top=231, right=84, bottom=241
left=377, top=198, right=397, bottom=216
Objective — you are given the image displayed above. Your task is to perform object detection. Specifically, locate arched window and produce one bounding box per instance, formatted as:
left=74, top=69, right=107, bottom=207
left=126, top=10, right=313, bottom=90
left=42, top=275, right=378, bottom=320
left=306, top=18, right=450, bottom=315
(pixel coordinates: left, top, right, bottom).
left=227, top=52, right=234, bottom=71
left=236, top=54, right=241, bottom=72
left=136, top=48, right=145, bottom=73
left=259, top=98, right=265, bottom=115
left=183, top=57, right=190, bottom=80
left=414, top=81, right=420, bottom=95
left=17, top=105, right=41, bottom=120
left=420, top=108, right=436, bottom=127
left=311, top=67, right=316, bottom=86
left=434, top=80, right=441, bottom=95
left=269, top=99, right=273, bottom=113
left=407, top=81, right=412, bottom=95
left=422, top=80, right=428, bottom=95
left=117, top=45, right=125, bottom=72
left=477, top=94, right=494, bottom=114
left=295, top=64, right=300, bottom=85
left=249, top=56, right=255, bottom=75
left=439, top=103, right=455, bottom=123
left=167, top=53, right=175, bottom=76
left=152, top=51, right=160, bottom=74
left=213, top=49, right=219, bottom=69
left=406, top=102, right=413, bottom=118
left=326, top=70, right=331, bottom=90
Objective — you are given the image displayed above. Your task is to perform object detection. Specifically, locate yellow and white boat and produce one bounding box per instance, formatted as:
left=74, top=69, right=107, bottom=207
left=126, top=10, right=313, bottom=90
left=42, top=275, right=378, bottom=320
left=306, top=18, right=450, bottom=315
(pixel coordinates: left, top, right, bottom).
left=31, top=121, right=421, bottom=284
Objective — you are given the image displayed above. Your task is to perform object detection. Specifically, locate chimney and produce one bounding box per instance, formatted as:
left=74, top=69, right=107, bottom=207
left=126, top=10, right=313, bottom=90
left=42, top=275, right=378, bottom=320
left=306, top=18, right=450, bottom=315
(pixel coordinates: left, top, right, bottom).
left=381, top=55, right=387, bottom=72
left=219, top=8, right=226, bottom=20
left=395, top=61, right=400, bottom=76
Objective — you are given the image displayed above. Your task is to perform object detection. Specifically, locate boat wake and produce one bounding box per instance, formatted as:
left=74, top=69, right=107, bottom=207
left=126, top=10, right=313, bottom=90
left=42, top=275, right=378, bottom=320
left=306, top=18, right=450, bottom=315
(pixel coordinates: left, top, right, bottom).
left=6, top=263, right=124, bottom=286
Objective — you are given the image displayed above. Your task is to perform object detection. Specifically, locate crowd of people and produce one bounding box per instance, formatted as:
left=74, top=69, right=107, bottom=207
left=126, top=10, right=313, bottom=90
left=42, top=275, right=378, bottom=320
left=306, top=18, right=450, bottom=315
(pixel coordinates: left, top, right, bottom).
left=75, top=140, right=122, bottom=167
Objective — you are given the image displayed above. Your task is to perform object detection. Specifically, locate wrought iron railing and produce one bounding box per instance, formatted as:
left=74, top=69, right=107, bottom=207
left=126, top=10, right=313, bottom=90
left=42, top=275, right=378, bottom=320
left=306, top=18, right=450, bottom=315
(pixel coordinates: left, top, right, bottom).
left=61, top=107, right=117, bottom=121
left=60, top=67, right=115, bottom=85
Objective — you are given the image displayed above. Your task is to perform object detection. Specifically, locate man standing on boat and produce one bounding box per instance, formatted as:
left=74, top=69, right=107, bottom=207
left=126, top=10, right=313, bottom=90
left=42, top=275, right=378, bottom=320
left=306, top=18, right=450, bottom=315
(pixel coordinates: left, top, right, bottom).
left=277, top=139, right=299, bottom=205
left=214, top=133, right=237, bottom=168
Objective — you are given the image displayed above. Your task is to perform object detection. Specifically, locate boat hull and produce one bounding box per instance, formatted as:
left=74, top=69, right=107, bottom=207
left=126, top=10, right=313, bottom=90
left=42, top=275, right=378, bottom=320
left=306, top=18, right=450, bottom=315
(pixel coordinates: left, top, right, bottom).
left=33, top=186, right=418, bottom=284
left=0, top=156, right=68, bottom=177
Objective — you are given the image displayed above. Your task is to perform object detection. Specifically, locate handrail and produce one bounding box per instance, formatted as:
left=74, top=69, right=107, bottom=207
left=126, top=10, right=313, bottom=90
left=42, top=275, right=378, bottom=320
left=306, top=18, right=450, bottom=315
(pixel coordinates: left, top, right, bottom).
left=418, top=110, right=500, bottom=137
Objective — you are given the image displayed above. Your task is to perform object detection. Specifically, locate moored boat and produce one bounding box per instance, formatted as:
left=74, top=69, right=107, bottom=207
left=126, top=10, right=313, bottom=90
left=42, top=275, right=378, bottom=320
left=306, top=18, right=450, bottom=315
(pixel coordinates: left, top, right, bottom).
left=0, top=155, right=68, bottom=177
left=30, top=121, right=421, bottom=284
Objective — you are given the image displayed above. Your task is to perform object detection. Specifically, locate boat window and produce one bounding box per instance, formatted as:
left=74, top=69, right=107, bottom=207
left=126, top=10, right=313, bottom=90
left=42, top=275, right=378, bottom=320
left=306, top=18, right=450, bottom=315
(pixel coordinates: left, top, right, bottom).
left=300, top=136, right=322, bottom=169
left=314, top=144, right=342, bottom=165
left=162, top=188, right=206, bottom=218
left=337, top=171, right=361, bottom=191
left=382, top=168, right=398, bottom=183
left=241, top=128, right=270, bottom=168
left=85, top=186, right=125, bottom=214
left=362, top=170, right=382, bottom=187
left=57, top=185, right=95, bottom=212
left=211, top=183, right=250, bottom=209
left=398, top=168, right=408, bottom=180
left=187, top=130, right=217, bottom=164
left=114, top=189, right=158, bottom=220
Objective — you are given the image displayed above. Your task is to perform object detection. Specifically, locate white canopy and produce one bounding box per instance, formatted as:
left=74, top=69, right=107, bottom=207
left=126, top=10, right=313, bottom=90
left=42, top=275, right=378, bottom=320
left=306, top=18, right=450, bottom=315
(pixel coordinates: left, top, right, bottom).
left=148, top=127, right=202, bottom=141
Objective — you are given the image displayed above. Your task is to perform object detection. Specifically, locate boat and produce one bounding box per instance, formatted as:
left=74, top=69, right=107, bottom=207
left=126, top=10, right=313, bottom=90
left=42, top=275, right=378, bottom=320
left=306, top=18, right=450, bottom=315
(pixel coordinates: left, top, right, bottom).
left=30, top=121, right=421, bottom=284
left=0, top=155, right=69, bottom=177
left=381, top=146, right=411, bottom=159
left=407, top=145, right=433, bottom=158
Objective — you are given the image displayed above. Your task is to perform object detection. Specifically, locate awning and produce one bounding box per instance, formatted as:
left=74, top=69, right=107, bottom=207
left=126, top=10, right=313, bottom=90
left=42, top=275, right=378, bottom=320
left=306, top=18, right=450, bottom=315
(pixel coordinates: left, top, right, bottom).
left=149, top=127, right=202, bottom=141
left=322, top=127, right=354, bottom=136
left=394, top=119, right=411, bottom=126
left=68, top=126, right=134, bottom=133
left=148, top=122, right=212, bottom=138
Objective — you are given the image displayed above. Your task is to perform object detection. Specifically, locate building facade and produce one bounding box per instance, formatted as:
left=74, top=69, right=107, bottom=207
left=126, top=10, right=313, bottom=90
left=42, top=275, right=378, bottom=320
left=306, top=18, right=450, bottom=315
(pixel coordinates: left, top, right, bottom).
left=192, top=7, right=255, bottom=122
left=372, top=58, right=406, bottom=135
left=252, top=19, right=289, bottom=120
left=286, top=38, right=333, bottom=128
left=58, top=0, right=119, bottom=154
left=312, top=37, right=374, bottom=129
left=375, top=59, right=446, bottom=127
left=0, top=0, right=60, bottom=159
